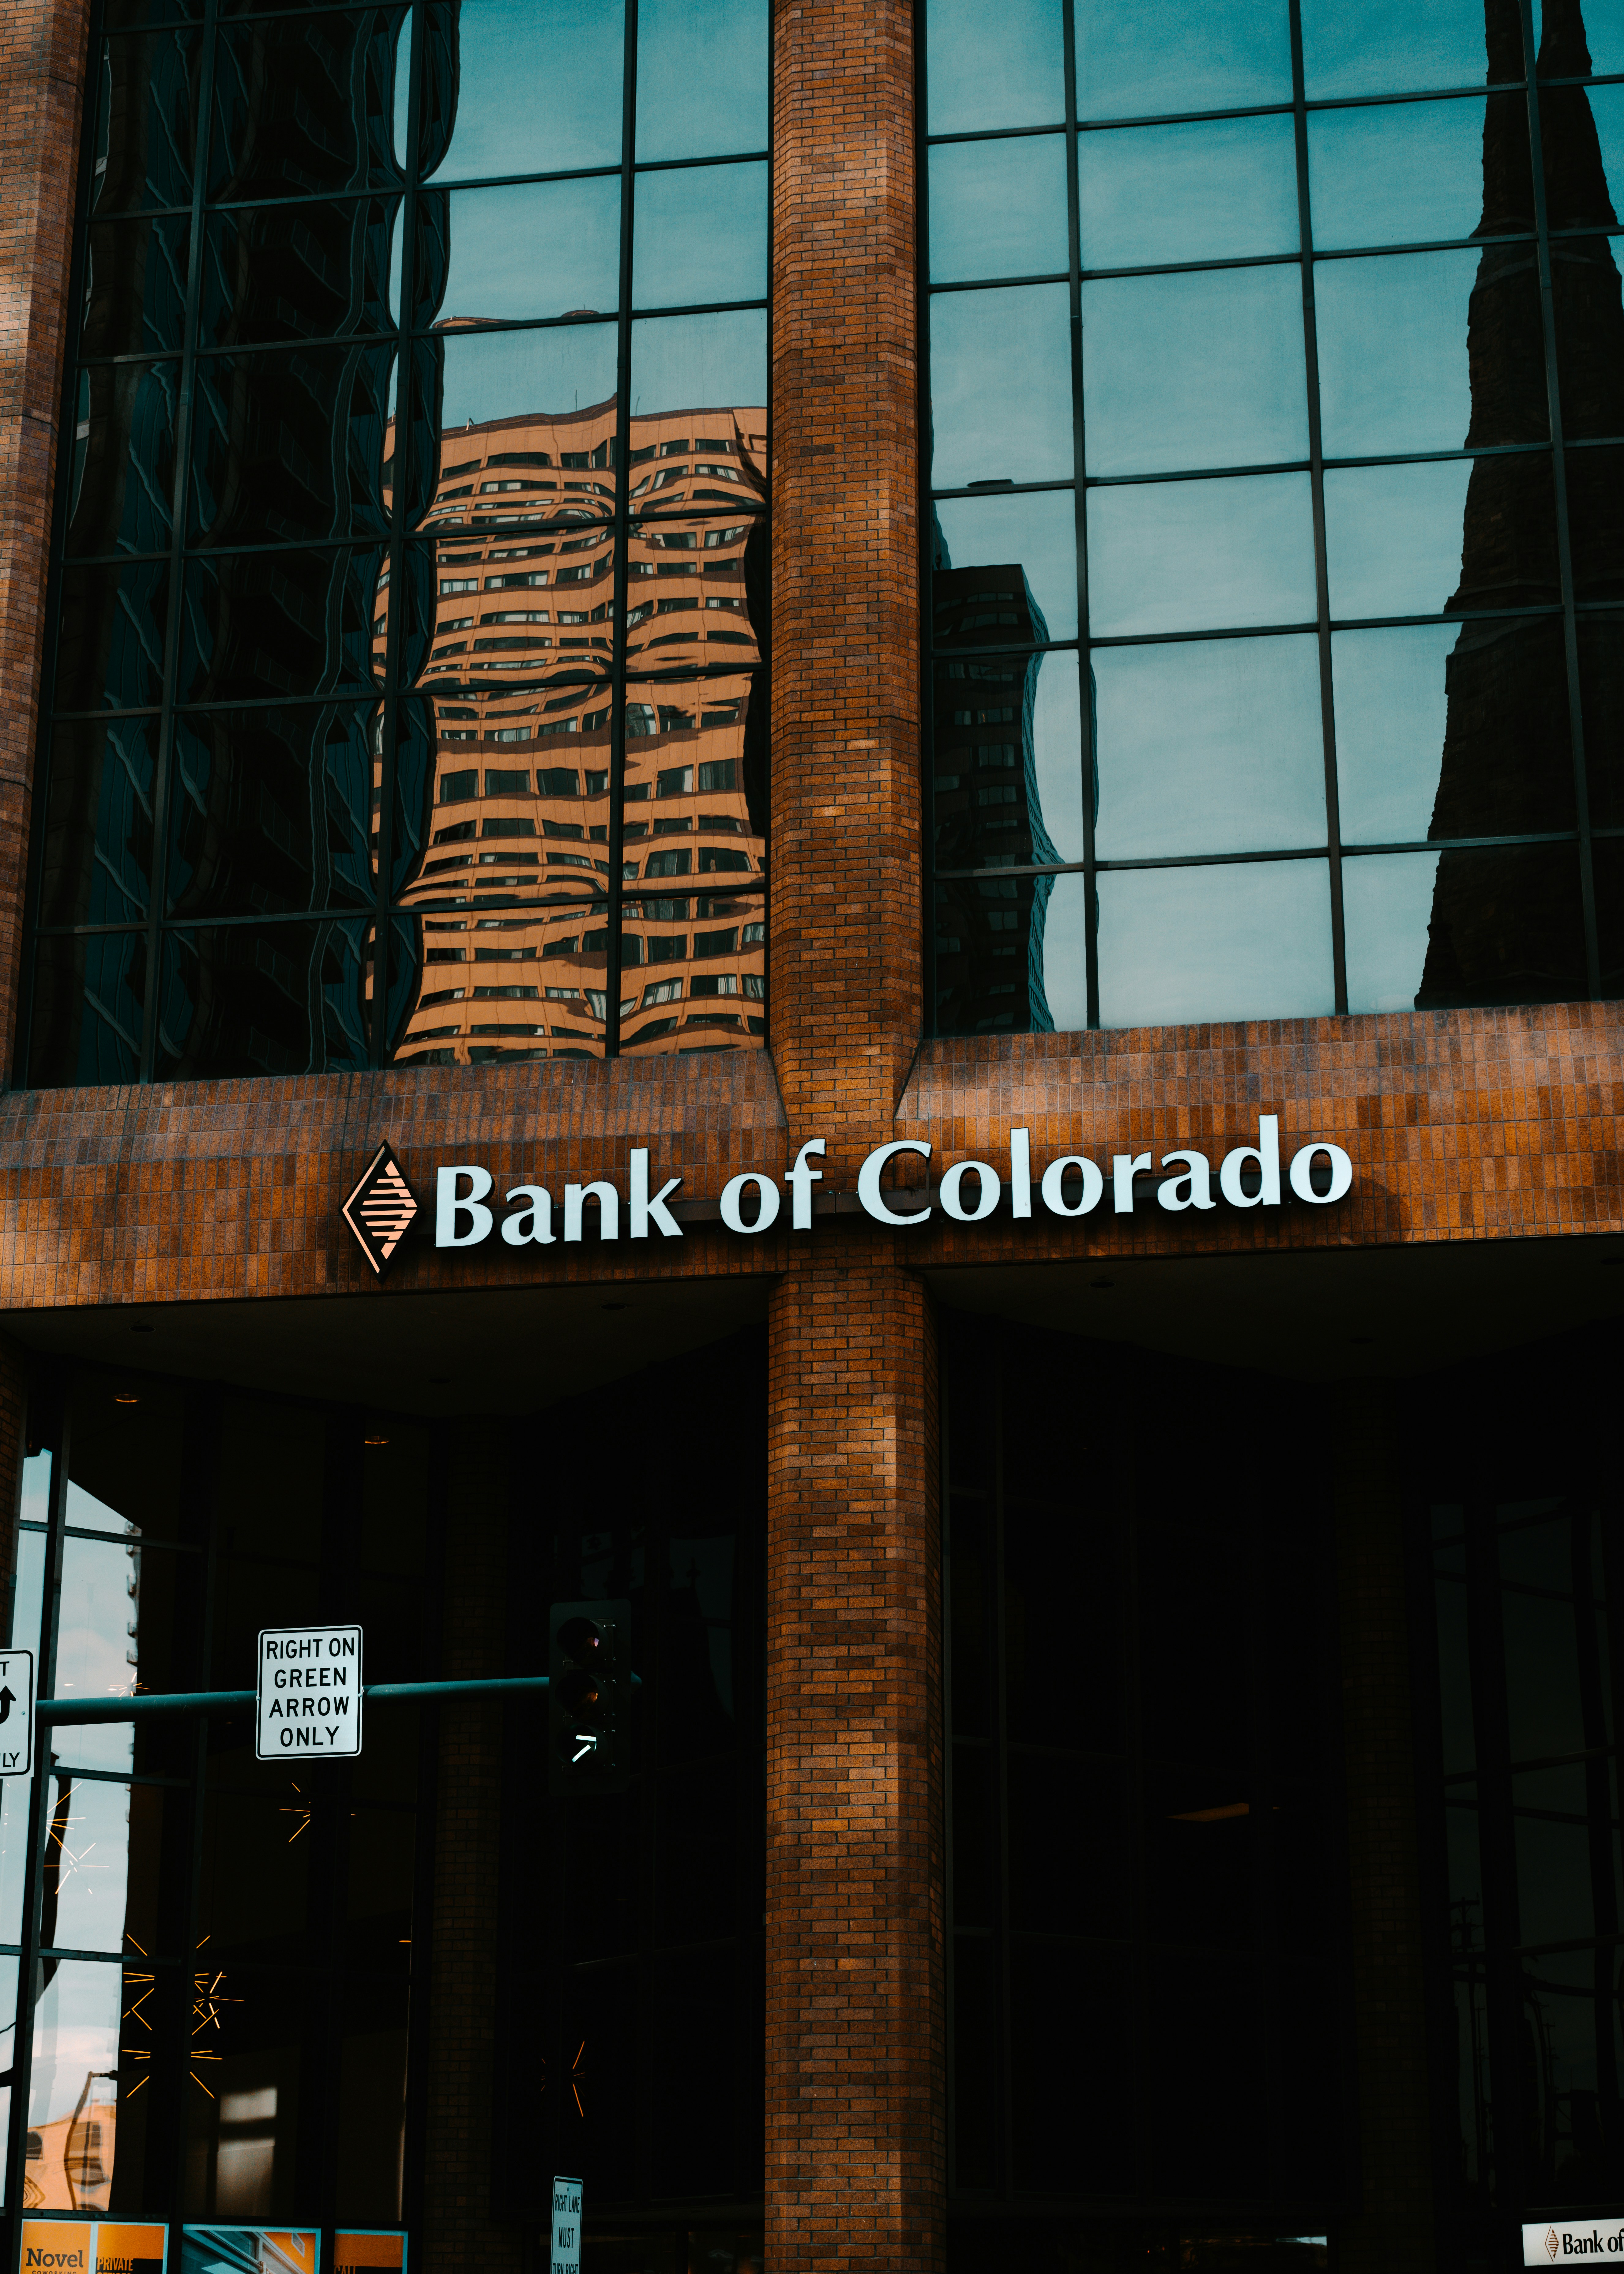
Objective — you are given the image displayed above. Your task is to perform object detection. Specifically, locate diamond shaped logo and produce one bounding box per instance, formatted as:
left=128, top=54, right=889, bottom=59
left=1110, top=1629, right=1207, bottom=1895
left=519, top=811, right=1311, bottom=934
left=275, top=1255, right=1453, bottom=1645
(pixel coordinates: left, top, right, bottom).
left=342, top=1142, right=419, bottom=1278
left=1546, top=2232, right=1561, bottom=2261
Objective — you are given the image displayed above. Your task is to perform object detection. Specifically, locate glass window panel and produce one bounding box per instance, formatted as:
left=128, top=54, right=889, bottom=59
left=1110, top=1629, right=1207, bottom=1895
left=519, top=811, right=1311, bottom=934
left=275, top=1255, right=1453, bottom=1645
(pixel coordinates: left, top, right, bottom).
left=1086, top=471, right=1316, bottom=635
left=33, top=717, right=158, bottom=935
left=92, top=31, right=203, bottom=215
left=1597, top=837, right=1624, bottom=996
left=26, top=1960, right=124, bottom=2213
left=438, top=179, right=620, bottom=326
left=1347, top=840, right=1587, bottom=1009
left=179, top=548, right=387, bottom=705
left=1513, top=1765, right=1616, bottom=1947
left=927, top=136, right=1069, bottom=286
left=167, top=702, right=379, bottom=919
left=182, top=1974, right=315, bottom=2217
left=65, top=363, right=179, bottom=559
left=1077, top=0, right=1292, bottom=118
left=634, top=0, right=768, bottom=163
left=1080, top=115, right=1299, bottom=270
left=1307, top=98, right=1531, bottom=253
left=24, top=932, right=147, bottom=1089
left=925, top=0, right=1063, bottom=134
left=1302, top=0, right=1507, bottom=98
left=0, top=1779, right=26, bottom=1946
left=210, top=12, right=402, bottom=201
left=1555, top=241, right=1624, bottom=441
left=1007, top=1942, right=1134, bottom=2193
left=1325, top=455, right=1558, bottom=618
left=53, top=563, right=171, bottom=715
left=1538, top=3, right=1624, bottom=75
left=36, top=1778, right=137, bottom=1953
left=930, top=283, right=1074, bottom=487
left=1092, top=634, right=1326, bottom=858
left=1081, top=265, right=1309, bottom=476
left=932, top=490, right=1079, bottom=642
left=932, top=648, right=1081, bottom=869
left=154, top=920, right=373, bottom=1078
left=1577, top=610, right=1624, bottom=830
left=200, top=198, right=399, bottom=348
left=1317, top=247, right=1547, bottom=457
left=630, top=308, right=767, bottom=415
left=190, top=345, right=394, bottom=544
left=1093, top=858, right=1334, bottom=1026
left=1335, top=616, right=1574, bottom=842
left=935, top=872, right=1068, bottom=1033
left=427, top=0, right=624, bottom=181
left=52, top=1533, right=142, bottom=1773
left=83, top=214, right=190, bottom=356
left=632, top=162, right=768, bottom=309
left=1579, top=81, right=1624, bottom=216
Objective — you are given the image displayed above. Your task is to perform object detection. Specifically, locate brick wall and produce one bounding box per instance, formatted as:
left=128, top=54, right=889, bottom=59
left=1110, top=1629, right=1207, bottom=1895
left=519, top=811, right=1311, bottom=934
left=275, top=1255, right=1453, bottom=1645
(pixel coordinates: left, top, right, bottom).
left=0, top=0, right=89, bottom=1070
left=766, top=1249, right=944, bottom=2274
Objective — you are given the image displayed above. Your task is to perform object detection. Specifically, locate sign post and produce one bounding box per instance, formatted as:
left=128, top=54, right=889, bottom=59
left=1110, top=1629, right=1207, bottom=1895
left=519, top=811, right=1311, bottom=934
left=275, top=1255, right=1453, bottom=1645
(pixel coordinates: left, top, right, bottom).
left=0, top=1647, right=34, bottom=1779
left=256, top=1627, right=363, bottom=1760
left=550, top=2178, right=582, bottom=2274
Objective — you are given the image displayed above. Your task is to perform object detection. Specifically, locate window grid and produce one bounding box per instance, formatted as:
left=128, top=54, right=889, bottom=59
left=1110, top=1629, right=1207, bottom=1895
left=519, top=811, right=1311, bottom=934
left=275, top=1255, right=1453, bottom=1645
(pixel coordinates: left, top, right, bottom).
left=921, top=0, right=1618, bottom=1034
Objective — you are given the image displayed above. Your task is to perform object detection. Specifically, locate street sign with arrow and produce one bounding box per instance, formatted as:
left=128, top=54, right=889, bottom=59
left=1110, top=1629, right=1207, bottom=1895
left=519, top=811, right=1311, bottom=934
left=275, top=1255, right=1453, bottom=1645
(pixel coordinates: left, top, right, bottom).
left=0, top=1649, right=34, bottom=1778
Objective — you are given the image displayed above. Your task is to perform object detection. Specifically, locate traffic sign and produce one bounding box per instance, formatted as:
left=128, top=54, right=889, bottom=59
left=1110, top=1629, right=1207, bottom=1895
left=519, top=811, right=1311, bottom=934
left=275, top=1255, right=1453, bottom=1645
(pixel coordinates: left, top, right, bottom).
left=256, top=1626, right=363, bottom=1759
left=550, top=2178, right=581, bottom=2274
left=0, top=1647, right=34, bottom=1777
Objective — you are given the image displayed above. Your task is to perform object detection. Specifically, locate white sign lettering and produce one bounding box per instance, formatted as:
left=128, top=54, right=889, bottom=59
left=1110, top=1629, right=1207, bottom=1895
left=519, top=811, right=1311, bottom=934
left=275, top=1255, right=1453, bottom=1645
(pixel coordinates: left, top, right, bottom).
left=0, top=1648, right=34, bottom=1779
left=1525, top=2222, right=1624, bottom=2262
left=551, top=2176, right=583, bottom=2274
left=256, top=1625, right=364, bottom=1760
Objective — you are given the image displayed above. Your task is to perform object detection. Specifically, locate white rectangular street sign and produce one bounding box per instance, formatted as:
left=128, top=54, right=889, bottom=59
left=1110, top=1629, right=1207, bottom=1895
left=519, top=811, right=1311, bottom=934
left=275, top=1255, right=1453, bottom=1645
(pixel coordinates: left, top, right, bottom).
left=1524, top=2219, right=1624, bottom=2263
left=550, top=2177, right=582, bottom=2274
left=0, top=1648, right=33, bottom=1778
left=256, top=1625, right=363, bottom=1760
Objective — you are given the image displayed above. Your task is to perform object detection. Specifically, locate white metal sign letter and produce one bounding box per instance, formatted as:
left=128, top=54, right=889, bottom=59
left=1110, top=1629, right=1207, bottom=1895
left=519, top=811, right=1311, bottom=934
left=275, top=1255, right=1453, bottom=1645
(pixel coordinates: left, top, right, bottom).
left=256, top=1625, right=364, bottom=1759
left=0, top=1648, right=34, bottom=1779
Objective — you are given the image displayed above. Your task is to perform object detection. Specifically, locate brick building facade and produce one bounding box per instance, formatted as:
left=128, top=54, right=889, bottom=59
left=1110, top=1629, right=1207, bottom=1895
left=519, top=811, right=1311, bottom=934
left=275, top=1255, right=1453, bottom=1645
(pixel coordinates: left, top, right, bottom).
left=0, top=2, right=1622, bottom=2273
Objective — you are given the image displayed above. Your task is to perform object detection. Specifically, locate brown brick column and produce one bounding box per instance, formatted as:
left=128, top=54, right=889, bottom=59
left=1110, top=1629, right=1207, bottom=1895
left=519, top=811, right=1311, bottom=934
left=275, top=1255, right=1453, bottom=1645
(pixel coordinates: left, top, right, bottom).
left=766, top=1250, right=944, bottom=2274
left=770, top=0, right=923, bottom=1153
left=421, top=1429, right=521, bottom=2274
left=1333, top=1386, right=1437, bottom=2272
left=0, top=0, right=90, bottom=1064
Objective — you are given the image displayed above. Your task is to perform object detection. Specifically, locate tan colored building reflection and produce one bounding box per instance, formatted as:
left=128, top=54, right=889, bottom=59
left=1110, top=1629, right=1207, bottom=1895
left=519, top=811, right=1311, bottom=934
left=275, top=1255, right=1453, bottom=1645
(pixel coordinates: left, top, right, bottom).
left=24, top=2080, right=116, bottom=2212
left=376, top=396, right=767, bottom=1063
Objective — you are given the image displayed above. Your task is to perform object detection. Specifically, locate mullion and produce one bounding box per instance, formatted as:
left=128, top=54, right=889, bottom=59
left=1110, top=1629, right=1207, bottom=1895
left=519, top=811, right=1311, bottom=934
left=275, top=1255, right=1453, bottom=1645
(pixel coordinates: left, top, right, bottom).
left=925, top=77, right=1538, bottom=148
left=925, top=229, right=1540, bottom=294
left=1289, top=0, right=1348, bottom=1014
left=1518, top=0, right=1602, bottom=998
left=936, top=829, right=1584, bottom=881
left=1061, top=0, right=1098, bottom=1029
left=139, top=0, right=221, bottom=1081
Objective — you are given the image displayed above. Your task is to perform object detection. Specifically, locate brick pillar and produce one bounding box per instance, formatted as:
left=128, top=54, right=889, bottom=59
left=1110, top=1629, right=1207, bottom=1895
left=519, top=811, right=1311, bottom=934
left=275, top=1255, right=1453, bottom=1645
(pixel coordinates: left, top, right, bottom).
left=765, top=1252, right=944, bottom=2274
left=1333, top=1386, right=1437, bottom=2272
left=0, top=0, right=90, bottom=1066
left=421, top=1430, right=521, bottom=2274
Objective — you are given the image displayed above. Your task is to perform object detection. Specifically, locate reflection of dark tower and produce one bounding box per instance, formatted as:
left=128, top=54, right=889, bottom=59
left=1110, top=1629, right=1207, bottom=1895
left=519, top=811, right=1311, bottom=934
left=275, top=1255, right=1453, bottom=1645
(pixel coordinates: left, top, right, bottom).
left=931, top=561, right=1058, bottom=1033
left=1417, top=0, right=1624, bottom=1003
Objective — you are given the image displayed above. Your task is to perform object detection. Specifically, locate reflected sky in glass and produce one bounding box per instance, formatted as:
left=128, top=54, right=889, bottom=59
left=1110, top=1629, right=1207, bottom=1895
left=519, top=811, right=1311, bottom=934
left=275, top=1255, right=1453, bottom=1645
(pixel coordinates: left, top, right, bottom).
left=439, top=321, right=618, bottom=430
left=1039, top=871, right=1089, bottom=1030
left=1585, top=83, right=1624, bottom=214
left=933, top=489, right=1078, bottom=639
left=1031, top=653, right=1086, bottom=863
left=1315, top=249, right=1486, bottom=457
left=1301, top=0, right=1496, bottom=99
left=1323, top=459, right=1472, bottom=617
left=931, top=284, right=1074, bottom=486
left=1087, top=471, right=1316, bottom=633
left=929, top=137, right=1069, bottom=284
left=1543, top=4, right=1624, bottom=76
left=1095, top=858, right=1335, bottom=1027
left=633, top=162, right=767, bottom=307
left=927, top=0, right=1063, bottom=134
left=1080, top=115, right=1299, bottom=269
left=1332, top=623, right=1454, bottom=839
left=441, top=179, right=621, bottom=323
left=429, top=0, right=624, bottom=182
left=634, top=0, right=768, bottom=162
left=1342, top=850, right=1441, bottom=1009
left=1307, top=99, right=1498, bottom=251
left=1082, top=265, right=1308, bottom=475
left=631, top=308, right=766, bottom=412
left=1077, top=0, right=1292, bottom=119
left=1093, top=634, right=1326, bottom=858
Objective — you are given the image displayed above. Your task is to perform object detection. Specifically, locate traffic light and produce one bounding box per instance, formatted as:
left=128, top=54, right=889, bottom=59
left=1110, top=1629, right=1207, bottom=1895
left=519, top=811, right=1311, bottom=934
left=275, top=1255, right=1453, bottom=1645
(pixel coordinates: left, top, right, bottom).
left=547, top=1599, right=631, bottom=1795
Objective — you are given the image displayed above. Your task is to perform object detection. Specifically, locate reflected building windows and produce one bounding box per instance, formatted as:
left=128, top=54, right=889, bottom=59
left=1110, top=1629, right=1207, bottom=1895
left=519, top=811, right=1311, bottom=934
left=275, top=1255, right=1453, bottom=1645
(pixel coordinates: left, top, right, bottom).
left=924, top=0, right=1624, bottom=1033
left=24, top=0, right=768, bottom=1082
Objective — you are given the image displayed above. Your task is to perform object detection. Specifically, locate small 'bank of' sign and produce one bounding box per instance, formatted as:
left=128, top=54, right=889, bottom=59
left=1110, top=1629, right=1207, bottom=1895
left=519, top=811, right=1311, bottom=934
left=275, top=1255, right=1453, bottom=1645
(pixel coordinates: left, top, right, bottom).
left=257, top=1625, right=363, bottom=1759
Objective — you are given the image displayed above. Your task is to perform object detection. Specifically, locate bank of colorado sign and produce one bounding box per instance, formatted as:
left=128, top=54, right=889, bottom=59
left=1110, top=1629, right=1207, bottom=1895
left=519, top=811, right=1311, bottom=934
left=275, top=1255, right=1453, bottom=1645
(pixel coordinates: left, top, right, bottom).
left=342, top=1116, right=1352, bottom=1276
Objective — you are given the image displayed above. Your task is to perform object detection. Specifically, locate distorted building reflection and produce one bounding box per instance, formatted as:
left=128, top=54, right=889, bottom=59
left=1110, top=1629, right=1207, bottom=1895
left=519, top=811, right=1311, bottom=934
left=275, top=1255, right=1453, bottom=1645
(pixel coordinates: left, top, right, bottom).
left=931, top=555, right=1059, bottom=1033
left=1419, top=0, right=1622, bottom=1006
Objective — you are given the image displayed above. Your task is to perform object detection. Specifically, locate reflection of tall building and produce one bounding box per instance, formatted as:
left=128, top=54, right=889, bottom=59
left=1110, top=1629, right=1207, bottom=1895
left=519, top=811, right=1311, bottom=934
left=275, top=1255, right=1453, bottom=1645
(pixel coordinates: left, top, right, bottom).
left=1418, top=0, right=1622, bottom=1004
left=930, top=559, right=1057, bottom=1033
left=379, top=397, right=769, bottom=1063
